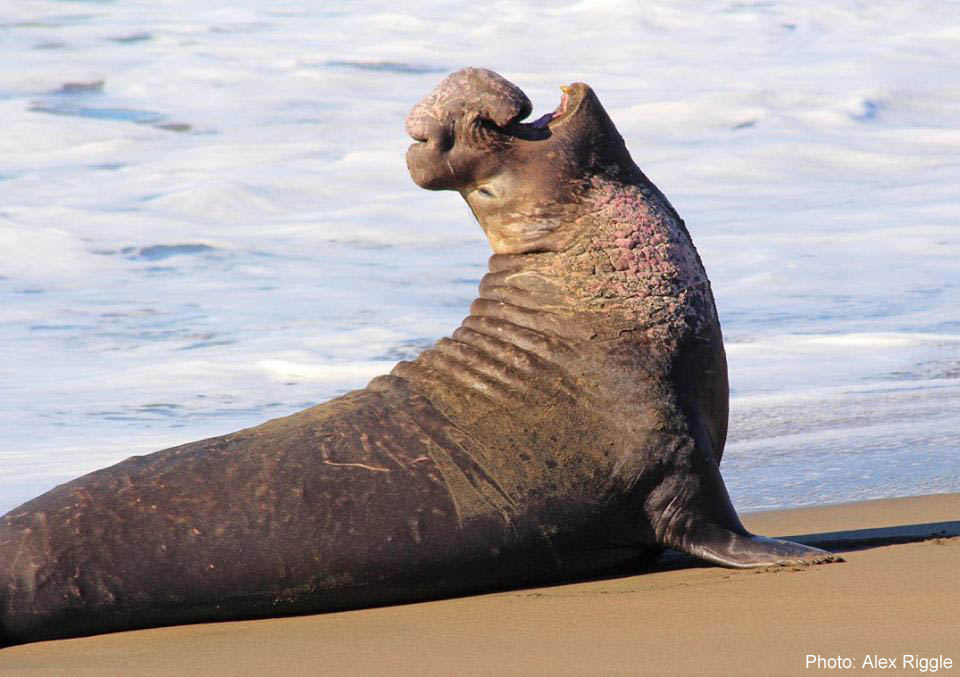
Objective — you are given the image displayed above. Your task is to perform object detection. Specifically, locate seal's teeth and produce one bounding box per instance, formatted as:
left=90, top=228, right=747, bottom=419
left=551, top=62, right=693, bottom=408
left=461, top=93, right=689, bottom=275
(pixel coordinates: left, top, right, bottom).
left=554, top=87, right=571, bottom=118
left=525, top=87, right=573, bottom=130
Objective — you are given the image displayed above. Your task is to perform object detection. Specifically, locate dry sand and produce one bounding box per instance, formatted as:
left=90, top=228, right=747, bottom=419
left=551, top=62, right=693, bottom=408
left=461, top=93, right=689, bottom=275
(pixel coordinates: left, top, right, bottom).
left=1, top=493, right=957, bottom=676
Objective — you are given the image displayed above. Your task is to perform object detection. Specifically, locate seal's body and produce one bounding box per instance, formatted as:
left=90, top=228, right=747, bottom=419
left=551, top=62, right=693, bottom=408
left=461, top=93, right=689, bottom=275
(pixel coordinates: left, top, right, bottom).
left=0, top=69, right=833, bottom=646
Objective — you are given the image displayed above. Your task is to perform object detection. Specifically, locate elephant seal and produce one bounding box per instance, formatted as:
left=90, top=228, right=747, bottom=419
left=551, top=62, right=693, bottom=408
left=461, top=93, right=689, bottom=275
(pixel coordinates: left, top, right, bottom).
left=0, top=68, right=834, bottom=646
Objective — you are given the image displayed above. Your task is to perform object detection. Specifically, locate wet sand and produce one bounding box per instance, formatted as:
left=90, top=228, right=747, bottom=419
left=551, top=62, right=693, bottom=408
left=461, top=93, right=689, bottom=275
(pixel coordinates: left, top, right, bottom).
left=2, top=493, right=957, bottom=676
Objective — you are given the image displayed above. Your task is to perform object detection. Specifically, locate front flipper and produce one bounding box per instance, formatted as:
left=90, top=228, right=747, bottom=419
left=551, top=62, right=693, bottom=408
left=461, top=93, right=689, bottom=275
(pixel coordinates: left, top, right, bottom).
left=653, top=439, right=842, bottom=568
left=672, top=521, right=840, bottom=569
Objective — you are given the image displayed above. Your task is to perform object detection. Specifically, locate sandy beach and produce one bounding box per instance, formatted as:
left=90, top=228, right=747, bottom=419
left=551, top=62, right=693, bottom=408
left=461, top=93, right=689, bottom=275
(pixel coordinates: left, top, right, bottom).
left=1, top=492, right=956, bottom=676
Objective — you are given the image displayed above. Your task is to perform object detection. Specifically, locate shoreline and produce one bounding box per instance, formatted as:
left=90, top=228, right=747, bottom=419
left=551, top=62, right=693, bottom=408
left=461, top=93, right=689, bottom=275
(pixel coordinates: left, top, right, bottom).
left=2, top=492, right=958, bottom=675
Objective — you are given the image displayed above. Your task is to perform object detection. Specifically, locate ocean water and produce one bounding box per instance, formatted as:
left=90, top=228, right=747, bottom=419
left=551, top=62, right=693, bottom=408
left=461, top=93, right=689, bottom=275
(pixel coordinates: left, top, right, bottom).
left=1, top=1, right=958, bottom=514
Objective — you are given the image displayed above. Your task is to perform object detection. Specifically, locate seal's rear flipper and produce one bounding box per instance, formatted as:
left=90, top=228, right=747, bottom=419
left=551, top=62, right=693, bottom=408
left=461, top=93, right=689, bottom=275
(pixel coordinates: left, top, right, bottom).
left=671, top=521, right=842, bottom=568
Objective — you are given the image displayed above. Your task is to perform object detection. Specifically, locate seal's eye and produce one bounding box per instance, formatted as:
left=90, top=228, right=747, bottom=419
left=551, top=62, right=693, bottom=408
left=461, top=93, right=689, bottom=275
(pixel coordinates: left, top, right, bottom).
left=477, top=186, right=495, bottom=198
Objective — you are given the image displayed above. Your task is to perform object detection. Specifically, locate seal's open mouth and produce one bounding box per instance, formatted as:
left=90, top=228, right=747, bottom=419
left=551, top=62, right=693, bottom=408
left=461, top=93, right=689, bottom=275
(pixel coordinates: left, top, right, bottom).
left=530, top=86, right=574, bottom=130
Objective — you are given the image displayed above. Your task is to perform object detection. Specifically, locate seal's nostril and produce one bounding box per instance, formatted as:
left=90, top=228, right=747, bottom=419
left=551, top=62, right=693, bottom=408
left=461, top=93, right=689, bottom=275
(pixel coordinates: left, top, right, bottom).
left=437, top=128, right=454, bottom=152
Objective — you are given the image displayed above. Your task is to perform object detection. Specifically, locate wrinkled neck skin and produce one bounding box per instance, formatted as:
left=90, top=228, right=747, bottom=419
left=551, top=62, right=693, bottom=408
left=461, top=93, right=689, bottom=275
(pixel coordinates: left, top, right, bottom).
left=480, top=170, right=718, bottom=350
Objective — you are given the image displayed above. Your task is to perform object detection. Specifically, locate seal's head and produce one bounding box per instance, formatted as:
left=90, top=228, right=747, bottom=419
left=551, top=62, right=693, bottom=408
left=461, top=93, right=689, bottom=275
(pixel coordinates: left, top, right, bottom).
left=405, top=68, right=635, bottom=255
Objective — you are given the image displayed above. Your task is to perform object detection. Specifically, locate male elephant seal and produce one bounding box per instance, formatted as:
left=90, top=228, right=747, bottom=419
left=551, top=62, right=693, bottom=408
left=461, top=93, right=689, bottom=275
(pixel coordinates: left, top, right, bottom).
left=0, top=68, right=834, bottom=646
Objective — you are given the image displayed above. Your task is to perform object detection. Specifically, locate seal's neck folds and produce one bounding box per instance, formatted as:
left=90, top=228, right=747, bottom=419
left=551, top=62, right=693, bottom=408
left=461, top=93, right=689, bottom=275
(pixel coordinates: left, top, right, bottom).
left=388, top=175, right=719, bottom=421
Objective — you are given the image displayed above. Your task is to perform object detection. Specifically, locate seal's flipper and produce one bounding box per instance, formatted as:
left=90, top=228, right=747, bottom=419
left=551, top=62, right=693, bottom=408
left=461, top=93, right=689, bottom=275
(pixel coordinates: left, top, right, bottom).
left=672, top=521, right=840, bottom=568
left=655, top=442, right=841, bottom=568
